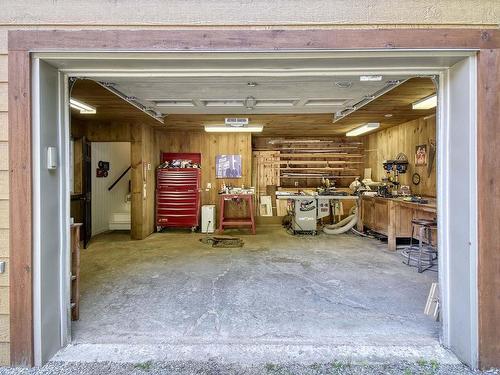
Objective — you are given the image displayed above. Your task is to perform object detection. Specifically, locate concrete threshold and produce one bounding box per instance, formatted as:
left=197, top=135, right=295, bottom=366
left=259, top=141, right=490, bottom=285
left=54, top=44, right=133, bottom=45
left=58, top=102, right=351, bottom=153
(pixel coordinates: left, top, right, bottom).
left=52, top=342, right=460, bottom=365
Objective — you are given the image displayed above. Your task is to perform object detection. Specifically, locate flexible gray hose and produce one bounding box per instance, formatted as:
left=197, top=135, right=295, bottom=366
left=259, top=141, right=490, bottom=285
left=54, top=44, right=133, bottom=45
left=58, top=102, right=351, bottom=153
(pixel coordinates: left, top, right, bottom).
left=323, top=207, right=358, bottom=235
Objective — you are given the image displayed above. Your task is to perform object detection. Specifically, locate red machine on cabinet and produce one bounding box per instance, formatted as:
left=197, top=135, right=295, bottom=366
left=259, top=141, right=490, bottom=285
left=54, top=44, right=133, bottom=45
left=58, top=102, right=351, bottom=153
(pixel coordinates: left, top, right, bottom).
left=156, top=152, right=201, bottom=231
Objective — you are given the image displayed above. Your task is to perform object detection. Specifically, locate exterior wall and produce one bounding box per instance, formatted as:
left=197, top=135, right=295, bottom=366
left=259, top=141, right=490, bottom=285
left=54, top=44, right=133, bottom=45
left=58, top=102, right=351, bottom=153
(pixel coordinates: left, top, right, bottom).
left=0, top=1, right=499, bottom=27
left=0, top=1, right=498, bottom=366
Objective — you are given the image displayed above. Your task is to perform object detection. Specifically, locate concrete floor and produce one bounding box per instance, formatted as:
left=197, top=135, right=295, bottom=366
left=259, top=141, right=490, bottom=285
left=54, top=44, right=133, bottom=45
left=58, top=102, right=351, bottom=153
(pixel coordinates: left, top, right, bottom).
left=66, top=226, right=446, bottom=364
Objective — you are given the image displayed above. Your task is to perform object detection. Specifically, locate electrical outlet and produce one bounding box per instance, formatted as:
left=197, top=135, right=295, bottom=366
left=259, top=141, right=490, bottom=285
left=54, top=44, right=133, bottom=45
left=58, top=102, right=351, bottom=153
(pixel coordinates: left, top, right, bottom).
left=147, top=163, right=151, bottom=171
left=207, top=182, right=212, bottom=189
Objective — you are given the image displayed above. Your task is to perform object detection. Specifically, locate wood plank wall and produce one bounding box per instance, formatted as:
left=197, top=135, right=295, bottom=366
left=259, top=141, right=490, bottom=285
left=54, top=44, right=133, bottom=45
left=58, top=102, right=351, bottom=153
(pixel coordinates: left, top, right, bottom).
left=363, top=114, right=437, bottom=197
left=155, top=131, right=252, bottom=220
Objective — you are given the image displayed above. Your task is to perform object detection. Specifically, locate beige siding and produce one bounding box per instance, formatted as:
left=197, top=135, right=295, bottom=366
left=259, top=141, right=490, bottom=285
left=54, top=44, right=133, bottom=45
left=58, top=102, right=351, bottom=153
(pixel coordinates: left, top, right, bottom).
left=0, top=230, right=7, bottom=259
left=0, top=56, right=6, bottom=83
left=0, top=113, right=7, bottom=141
left=0, top=259, right=7, bottom=288
left=0, top=343, right=8, bottom=366
left=0, top=1, right=498, bottom=26
left=0, top=84, right=6, bottom=112
left=0, top=287, right=8, bottom=315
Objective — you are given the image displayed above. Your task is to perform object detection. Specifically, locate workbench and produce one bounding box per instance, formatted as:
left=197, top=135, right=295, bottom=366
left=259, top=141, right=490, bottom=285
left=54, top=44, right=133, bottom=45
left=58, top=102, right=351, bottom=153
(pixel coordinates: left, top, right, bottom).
left=358, top=195, right=437, bottom=251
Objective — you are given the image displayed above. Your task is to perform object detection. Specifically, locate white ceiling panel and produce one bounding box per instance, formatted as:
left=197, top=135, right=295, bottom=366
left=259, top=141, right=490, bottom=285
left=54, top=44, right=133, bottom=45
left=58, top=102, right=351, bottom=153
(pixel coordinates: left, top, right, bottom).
left=93, top=74, right=410, bottom=114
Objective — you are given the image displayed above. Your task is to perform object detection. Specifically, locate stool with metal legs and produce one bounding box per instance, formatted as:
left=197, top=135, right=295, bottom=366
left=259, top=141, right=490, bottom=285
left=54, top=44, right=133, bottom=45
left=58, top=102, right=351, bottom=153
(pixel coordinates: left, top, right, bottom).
left=403, top=218, right=438, bottom=273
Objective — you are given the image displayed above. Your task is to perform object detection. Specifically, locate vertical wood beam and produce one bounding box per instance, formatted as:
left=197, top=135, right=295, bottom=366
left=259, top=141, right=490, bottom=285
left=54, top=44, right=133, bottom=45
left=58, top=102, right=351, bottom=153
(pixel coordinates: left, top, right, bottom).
left=8, top=50, right=33, bottom=366
left=477, top=48, right=500, bottom=370
left=130, top=124, right=144, bottom=240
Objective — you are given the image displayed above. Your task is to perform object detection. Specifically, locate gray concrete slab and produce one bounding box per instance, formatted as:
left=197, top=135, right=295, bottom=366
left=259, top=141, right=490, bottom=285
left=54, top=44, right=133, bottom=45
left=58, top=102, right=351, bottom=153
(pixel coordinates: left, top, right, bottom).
left=67, top=226, right=445, bottom=364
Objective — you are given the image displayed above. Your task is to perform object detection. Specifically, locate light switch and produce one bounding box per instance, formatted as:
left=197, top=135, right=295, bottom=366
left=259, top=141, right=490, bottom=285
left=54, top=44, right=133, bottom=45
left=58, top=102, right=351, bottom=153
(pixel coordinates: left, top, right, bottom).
left=0, top=261, right=5, bottom=274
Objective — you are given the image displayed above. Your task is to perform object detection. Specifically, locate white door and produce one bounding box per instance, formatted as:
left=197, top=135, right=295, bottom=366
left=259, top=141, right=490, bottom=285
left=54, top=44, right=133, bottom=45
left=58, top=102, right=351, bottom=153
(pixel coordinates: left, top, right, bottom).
left=32, top=59, right=71, bottom=365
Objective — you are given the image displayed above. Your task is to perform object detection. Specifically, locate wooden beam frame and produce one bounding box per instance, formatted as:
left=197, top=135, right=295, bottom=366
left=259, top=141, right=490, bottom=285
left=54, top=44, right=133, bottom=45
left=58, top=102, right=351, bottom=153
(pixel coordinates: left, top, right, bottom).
left=7, top=28, right=500, bottom=368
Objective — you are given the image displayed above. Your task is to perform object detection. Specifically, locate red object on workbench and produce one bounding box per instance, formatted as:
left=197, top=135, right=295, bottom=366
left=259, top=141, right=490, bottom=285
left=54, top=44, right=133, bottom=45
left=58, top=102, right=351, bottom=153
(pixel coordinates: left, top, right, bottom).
left=218, top=194, right=256, bottom=234
left=156, top=152, right=201, bottom=230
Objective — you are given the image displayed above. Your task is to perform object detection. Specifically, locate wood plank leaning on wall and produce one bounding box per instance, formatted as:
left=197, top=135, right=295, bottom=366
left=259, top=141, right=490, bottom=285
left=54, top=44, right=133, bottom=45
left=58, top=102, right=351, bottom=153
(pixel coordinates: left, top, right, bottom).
left=363, top=114, right=437, bottom=197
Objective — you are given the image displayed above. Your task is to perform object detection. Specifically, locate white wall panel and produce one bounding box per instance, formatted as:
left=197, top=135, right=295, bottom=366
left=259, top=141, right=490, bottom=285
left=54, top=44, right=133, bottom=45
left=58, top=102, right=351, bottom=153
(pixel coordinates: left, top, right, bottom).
left=91, top=142, right=131, bottom=236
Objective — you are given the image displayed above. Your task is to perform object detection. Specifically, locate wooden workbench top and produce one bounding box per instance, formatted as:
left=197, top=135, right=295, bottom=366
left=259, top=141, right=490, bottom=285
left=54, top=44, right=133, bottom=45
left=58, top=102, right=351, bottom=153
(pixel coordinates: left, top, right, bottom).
left=361, top=194, right=437, bottom=211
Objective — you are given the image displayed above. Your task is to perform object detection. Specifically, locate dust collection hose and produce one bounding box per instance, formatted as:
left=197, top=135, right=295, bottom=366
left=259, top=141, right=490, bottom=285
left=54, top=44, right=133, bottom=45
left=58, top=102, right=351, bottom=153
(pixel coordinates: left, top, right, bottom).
left=323, top=206, right=358, bottom=235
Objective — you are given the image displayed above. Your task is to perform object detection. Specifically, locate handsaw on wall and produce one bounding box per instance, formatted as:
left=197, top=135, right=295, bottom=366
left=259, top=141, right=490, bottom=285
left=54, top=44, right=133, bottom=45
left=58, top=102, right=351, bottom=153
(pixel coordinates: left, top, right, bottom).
left=428, top=139, right=436, bottom=177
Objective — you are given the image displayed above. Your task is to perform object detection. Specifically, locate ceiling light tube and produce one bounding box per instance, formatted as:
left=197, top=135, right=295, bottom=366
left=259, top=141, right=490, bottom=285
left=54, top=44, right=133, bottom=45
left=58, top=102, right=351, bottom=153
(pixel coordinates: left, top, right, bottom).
left=204, top=125, right=263, bottom=133
left=412, top=94, right=437, bottom=110
left=70, top=98, right=96, bottom=114
left=346, top=122, right=380, bottom=137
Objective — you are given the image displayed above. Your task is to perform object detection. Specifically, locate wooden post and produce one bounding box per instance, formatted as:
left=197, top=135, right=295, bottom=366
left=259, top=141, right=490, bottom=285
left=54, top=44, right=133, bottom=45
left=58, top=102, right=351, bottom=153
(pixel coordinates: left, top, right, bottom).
left=387, top=200, right=397, bottom=251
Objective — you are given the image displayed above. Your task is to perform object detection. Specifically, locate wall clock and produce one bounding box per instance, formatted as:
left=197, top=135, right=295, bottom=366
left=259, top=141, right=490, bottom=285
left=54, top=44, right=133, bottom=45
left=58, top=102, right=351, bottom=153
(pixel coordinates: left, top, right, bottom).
left=412, top=172, right=421, bottom=185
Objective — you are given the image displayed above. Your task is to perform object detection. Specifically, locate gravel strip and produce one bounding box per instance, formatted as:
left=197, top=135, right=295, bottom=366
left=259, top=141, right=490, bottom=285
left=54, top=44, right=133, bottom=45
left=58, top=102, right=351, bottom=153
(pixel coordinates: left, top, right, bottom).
left=0, top=360, right=498, bottom=375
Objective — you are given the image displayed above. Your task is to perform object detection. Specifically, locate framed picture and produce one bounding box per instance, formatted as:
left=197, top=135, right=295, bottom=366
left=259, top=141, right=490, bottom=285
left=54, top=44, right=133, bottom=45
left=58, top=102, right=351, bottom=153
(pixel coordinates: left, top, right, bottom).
left=415, top=144, right=427, bottom=166
left=216, top=154, right=242, bottom=178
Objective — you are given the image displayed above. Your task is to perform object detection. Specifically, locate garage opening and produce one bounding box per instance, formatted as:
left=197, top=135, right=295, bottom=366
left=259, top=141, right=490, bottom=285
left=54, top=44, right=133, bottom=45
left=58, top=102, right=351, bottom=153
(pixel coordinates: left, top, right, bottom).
left=68, top=74, right=440, bottom=352
left=32, top=51, right=478, bottom=366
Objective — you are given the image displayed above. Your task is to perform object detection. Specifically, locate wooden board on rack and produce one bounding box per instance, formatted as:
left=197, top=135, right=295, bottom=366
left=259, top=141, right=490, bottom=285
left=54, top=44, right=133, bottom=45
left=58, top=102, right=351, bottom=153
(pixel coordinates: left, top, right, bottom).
left=252, top=136, right=364, bottom=188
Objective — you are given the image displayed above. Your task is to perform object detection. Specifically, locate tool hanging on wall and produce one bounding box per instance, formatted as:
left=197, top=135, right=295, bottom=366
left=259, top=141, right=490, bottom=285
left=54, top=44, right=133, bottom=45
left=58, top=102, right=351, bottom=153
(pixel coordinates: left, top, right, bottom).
left=428, top=139, right=436, bottom=177
left=96, top=160, right=110, bottom=178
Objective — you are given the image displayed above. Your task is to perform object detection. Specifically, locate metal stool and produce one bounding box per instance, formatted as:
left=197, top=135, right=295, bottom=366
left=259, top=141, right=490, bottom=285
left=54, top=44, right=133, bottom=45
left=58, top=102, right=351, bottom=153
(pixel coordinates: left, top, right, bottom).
left=403, top=218, right=438, bottom=273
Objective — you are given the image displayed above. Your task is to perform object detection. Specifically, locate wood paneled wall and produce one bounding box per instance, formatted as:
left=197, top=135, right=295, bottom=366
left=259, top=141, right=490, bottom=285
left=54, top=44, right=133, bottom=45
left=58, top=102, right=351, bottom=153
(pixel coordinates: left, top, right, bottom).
left=363, top=114, right=436, bottom=197
left=155, top=131, right=252, bottom=218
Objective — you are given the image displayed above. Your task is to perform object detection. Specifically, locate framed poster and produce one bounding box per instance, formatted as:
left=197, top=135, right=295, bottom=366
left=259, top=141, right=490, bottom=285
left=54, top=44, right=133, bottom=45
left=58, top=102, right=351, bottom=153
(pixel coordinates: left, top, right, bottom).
left=216, top=154, right=242, bottom=178
left=415, top=144, right=428, bottom=166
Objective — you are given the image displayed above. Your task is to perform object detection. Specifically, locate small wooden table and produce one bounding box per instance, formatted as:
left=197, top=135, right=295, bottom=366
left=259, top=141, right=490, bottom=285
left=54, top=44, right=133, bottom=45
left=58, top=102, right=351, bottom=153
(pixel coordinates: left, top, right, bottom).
left=218, top=194, right=256, bottom=234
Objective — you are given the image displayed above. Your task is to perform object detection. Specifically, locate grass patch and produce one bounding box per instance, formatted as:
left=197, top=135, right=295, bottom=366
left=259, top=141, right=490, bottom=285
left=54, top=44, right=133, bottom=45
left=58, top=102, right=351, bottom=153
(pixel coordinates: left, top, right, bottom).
left=133, top=360, right=153, bottom=371
left=416, top=358, right=440, bottom=375
left=327, top=360, right=352, bottom=374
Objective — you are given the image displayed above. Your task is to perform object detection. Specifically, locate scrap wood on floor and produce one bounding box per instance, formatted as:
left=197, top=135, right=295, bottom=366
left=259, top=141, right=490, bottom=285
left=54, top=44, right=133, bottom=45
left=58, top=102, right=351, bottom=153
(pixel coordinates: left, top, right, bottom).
left=200, top=236, right=244, bottom=248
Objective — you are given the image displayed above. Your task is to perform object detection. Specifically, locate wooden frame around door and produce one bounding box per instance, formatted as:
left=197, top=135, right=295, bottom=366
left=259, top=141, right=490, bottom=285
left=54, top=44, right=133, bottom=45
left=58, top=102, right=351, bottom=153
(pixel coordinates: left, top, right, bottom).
left=8, top=28, right=500, bottom=368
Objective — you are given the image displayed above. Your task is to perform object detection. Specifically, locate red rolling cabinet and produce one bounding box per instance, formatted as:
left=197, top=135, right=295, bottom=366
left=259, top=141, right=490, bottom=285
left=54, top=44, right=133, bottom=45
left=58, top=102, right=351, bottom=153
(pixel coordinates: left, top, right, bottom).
left=156, top=152, right=201, bottom=231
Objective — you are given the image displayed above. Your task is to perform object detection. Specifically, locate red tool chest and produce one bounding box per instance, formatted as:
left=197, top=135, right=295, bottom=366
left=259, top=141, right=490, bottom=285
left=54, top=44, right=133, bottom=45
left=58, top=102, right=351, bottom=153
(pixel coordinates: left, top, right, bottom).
left=156, top=152, right=201, bottom=230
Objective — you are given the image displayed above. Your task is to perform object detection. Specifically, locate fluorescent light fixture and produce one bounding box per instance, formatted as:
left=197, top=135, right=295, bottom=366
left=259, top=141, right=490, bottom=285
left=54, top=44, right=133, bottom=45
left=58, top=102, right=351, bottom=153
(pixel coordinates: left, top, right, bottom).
left=205, top=125, right=263, bottom=133
left=346, top=122, right=380, bottom=137
left=360, top=75, right=383, bottom=82
left=412, top=94, right=437, bottom=110
left=70, top=98, right=96, bottom=114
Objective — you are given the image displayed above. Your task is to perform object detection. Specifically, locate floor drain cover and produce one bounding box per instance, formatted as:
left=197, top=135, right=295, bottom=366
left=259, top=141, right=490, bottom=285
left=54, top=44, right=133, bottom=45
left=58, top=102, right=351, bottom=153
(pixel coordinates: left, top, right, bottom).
left=200, top=237, right=244, bottom=248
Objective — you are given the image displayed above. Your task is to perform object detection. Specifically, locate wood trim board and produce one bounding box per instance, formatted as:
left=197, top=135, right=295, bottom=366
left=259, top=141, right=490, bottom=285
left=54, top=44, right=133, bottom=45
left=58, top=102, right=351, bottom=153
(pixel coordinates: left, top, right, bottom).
left=8, top=50, right=33, bottom=367
left=6, top=28, right=500, bottom=368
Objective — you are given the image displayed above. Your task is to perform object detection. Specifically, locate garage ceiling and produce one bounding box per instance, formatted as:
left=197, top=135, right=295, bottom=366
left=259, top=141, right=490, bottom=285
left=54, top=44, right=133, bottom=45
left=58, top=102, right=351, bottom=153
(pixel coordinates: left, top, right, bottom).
left=65, top=51, right=448, bottom=135
left=71, top=77, right=436, bottom=136
left=96, top=74, right=411, bottom=115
